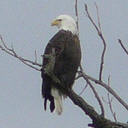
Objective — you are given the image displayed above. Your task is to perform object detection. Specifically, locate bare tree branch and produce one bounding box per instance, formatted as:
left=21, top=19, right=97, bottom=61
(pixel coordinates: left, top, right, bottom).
left=78, top=65, right=105, bottom=116
left=107, top=76, right=117, bottom=122
left=78, top=70, right=128, bottom=111
left=34, top=50, right=38, bottom=63
left=79, top=83, right=88, bottom=96
left=0, top=35, right=41, bottom=71
left=95, top=2, right=101, bottom=31
left=118, top=39, right=128, bottom=56
left=69, top=89, right=128, bottom=128
left=85, top=78, right=105, bottom=117
left=85, top=4, right=107, bottom=81
left=75, top=0, right=79, bottom=36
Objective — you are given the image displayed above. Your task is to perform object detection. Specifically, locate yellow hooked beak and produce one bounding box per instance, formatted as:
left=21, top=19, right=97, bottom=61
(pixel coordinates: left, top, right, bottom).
left=51, top=19, right=61, bottom=26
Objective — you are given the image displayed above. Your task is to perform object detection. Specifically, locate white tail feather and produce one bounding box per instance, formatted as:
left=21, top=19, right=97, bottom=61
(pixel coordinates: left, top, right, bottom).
left=51, top=88, right=63, bottom=115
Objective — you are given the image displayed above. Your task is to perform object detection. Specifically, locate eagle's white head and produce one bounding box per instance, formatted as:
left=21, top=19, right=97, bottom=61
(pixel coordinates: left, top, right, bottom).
left=51, top=15, right=77, bottom=35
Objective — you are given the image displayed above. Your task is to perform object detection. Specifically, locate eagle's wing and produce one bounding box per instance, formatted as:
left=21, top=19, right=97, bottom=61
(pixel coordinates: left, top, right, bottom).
left=41, top=30, right=66, bottom=112
left=43, top=30, right=66, bottom=66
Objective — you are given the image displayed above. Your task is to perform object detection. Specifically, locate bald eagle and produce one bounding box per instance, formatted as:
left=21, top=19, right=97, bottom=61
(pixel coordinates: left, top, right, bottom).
left=41, top=15, right=81, bottom=115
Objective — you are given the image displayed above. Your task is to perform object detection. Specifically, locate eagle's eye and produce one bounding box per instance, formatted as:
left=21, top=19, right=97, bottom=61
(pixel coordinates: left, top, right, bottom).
left=58, top=19, right=62, bottom=21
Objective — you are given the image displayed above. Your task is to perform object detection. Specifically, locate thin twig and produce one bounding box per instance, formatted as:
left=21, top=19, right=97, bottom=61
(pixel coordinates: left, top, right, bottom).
left=85, top=4, right=107, bottom=81
left=0, top=35, right=41, bottom=71
left=95, top=2, right=101, bottom=31
left=79, top=83, right=88, bottom=96
left=78, top=67, right=105, bottom=115
left=85, top=4, right=100, bottom=35
left=75, top=0, right=79, bottom=36
left=118, top=39, right=128, bottom=56
left=35, top=50, right=37, bottom=63
left=107, top=76, right=117, bottom=122
left=85, top=78, right=105, bottom=117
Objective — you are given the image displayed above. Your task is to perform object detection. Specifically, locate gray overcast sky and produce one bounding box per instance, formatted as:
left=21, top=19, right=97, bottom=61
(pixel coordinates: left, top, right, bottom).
left=0, top=0, right=128, bottom=128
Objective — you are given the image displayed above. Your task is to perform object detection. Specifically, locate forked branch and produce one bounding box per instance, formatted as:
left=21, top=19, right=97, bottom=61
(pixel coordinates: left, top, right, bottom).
left=78, top=70, right=128, bottom=111
left=0, top=35, right=41, bottom=71
left=85, top=4, right=107, bottom=81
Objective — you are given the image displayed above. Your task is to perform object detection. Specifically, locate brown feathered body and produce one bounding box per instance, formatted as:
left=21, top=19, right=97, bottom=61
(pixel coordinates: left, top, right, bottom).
left=41, top=30, right=81, bottom=113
